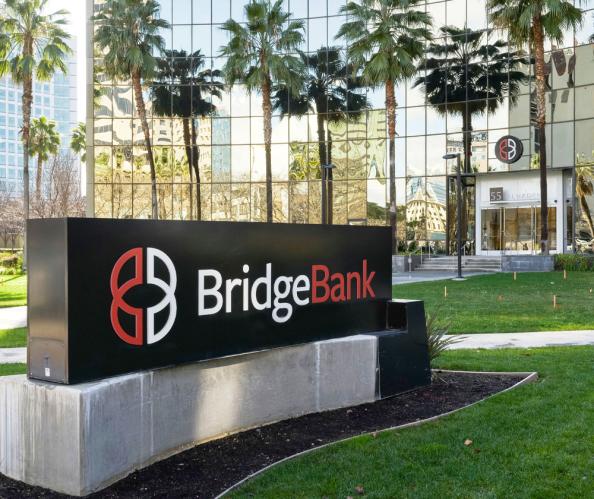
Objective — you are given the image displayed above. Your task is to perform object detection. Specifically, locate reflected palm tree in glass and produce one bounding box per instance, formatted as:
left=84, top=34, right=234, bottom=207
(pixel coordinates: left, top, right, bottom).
left=414, top=26, right=528, bottom=174
left=576, top=158, right=594, bottom=244
left=153, top=50, right=223, bottom=220
left=272, top=47, right=369, bottom=225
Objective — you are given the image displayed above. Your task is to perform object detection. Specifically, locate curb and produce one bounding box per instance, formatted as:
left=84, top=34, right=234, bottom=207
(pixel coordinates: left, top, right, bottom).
left=216, top=370, right=538, bottom=498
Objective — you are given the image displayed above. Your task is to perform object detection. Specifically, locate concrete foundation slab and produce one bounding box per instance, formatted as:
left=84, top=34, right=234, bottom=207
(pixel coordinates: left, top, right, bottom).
left=0, top=335, right=378, bottom=497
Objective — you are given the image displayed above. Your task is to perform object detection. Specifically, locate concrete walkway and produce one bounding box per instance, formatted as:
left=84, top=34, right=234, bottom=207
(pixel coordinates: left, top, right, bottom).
left=392, top=271, right=490, bottom=285
left=0, top=306, right=27, bottom=330
left=0, top=347, right=26, bottom=364
left=449, top=330, right=594, bottom=350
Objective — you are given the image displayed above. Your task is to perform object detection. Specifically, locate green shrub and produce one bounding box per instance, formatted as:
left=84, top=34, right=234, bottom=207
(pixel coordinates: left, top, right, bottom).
left=0, top=252, right=23, bottom=275
left=426, top=309, right=462, bottom=366
left=554, top=254, right=594, bottom=271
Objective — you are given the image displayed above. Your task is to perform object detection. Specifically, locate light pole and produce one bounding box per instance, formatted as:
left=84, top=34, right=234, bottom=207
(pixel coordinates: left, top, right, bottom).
left=444, top=152, right=464, bottom=280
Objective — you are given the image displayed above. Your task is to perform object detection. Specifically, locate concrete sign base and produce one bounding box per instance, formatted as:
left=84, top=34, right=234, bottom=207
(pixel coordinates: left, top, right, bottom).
left=2, top=335, right=379, bottom=496
left=1, top=301, right=430, bottom=496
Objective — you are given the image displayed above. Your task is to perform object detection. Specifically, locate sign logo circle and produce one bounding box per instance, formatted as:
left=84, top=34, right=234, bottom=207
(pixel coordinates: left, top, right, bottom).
left=495, top=135, right=524, bottom=164
left=110, top=247, right=177, bottom=346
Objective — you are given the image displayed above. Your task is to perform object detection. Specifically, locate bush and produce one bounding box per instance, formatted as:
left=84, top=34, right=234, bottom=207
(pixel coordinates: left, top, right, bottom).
left=554, top=254, right=594, bottom=272
left=0, top=252, right=23, bottom=275
left=426, top=309, right=462, bottom=365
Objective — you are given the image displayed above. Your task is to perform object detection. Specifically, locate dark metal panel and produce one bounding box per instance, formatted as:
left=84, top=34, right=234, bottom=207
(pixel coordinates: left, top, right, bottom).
left=371, top=300, right=431, bottom=398
left=27, top=218, right=68, bottom=383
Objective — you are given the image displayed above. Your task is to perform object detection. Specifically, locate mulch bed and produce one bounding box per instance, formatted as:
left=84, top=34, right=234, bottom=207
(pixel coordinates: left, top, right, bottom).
left=0, top=371, right=526, bottom=499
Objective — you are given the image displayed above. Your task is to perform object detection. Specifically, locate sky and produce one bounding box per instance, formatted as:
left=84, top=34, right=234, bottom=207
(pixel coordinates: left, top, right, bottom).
left=46, top=0, right=87, bottom=123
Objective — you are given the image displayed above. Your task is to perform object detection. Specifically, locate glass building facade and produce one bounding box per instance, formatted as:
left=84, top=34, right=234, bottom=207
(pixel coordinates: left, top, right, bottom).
left=89, top=0, right=594, bottom=254
left=0, top=42, right=78, bottom=194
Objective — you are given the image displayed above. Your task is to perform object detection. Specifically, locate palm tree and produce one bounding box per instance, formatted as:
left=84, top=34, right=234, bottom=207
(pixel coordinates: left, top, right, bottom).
left=488, top=0, right=586, bottom=254
left=220, top=0, right=305, bottom=223
left=337, top=0, right=432, bottom=254
left=576, top=162, right=594, bottom=239
left=153, top=50, right=223, bottom=220
left=414, top=26, right=527, bottom=173
left=93, top=0, right=169, bottom=220
left=70, top=122, right=86, bottom=162
left=0, top=0, right=71, bottom=257
left=272, top=47, right=370, bottom=224
left=29, top=116, right=60, bottom=198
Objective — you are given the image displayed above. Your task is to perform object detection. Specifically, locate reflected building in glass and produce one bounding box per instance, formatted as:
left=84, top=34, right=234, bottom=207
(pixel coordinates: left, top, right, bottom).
left=88, top=0, right=594, bottom=255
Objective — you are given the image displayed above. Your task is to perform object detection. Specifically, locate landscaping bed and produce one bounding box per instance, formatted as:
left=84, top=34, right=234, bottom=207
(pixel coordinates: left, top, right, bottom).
left=0, top=371, right=526, bottom=499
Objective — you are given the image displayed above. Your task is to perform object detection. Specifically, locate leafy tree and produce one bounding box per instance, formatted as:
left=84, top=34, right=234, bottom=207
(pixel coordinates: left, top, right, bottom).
left=93, top=0, right=169, bottom=219
left=0, top=0, right=71, bottom=258
left=220, top=0, right=305, bottom=222
left=29, top=116, right=60, bottom=198
left=70, top=122, right=86, bottom=162
left=337, top=0, right=432, bottom=253
left=414, top=26, right=527, bottom=173
left=272, top=46, right=369, bottom=224
left=488, top=0, right=586, bottom=254
left=153, top=50, right=223, bottom=220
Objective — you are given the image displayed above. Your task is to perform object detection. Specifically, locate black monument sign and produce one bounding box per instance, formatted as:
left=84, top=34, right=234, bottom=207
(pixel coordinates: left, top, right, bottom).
left=27, top=218, right=393, bottom=384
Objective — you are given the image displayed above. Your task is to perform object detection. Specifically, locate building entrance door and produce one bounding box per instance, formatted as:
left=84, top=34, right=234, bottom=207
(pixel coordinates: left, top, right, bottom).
left=481, top=206, right=557, bottom=253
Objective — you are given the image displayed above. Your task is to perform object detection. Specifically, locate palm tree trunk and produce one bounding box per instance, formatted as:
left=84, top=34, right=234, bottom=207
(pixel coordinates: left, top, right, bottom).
left=262, top=74, right=273, bottom=223
left=182, top=117, right=194, bottom=218
left=533, top=18, right=549, bottom=254
left=462, top=110, right=473, bottom=174
left=316, top=112, right=328, bottom=224
left=132, top=70, right=158, bottom=219
left=21, top=72, right=32, bottom=270
left=191, top=118, right=201, bottom=221
left=579, top=195, right=594, bottom=238
left=35, top=153, right=43, bottom=201
left=386, top=79, right=397, bottom=255
left=327, top=128, right=333, bottom=225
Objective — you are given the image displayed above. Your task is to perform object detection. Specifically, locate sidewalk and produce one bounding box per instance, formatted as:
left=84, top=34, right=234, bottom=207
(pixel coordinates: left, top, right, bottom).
left=449, top=330, right=594, bottom=350
left=392, top=271, right=490, bottom=285
left=0, top=306, right=27, bottom=330
left=0, top=347, right=26, bottom=364
left=2, top=331, right=593, bottom=365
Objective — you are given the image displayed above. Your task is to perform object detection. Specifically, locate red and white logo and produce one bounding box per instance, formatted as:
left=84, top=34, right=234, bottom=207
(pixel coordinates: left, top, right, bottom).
left=110, top=248, right=177, bottom=346
left=495, top=135, right=524, bottom=164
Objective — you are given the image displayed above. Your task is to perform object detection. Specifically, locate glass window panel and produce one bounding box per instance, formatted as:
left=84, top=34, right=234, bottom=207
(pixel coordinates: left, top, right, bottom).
left=407, top=136, right=425, bottom=176
left=94, top=184, right=112, bottom=218
left=271, top=116, right=288, bottom=143
left=272, top=143, right=289, bottom=181
left=173, top=184, right=193, bottom=220
left=232, top=117, right=250, bottom=144
left=251, top=145, right=266, bottom=181
left=290, top=0, right=307, bottom=19
left=347, top=180, right=367, bottom=221
left=159, top=0, right=172, bottom=23
left=576, top=86, right=594, bottom=120
left=407, top=106, right=425, bottom=136
left=550, top=88, right=574, bottom=122
left=289, top=181, right=309, bottom=223
left=154, top=146, right=173, bottom=182
left=331, top=180, right=347, bottom=225
left=231, top=0, right=248, bottom=22
left=212, top=1, right=230, bottom=23
left=231, top=145, right=250, bottom=181
left=157, top=184, right=173, bottom=220
left=406, top=176, right=426, bottom=242
left=94, top=119, right=112, bottom=145
left=426, top=135, right=446, bottom=176
left=575, top=44, right=594, bottom=86
left=172, top=0, right=191, bottom=24
left=395, top=137, right=405, bottom=177
left=212, top=183, right=231, bottom=220
left=193, top=25, right=211, bottom=56
left=251, top=183, right=267, bottom=221
left=426, top=176, right=447, bottom=240
left=193, top=0, right=211, bottom=24
left=251, top=117, right=264, bottom=144
left=552, top=122, right=574, bottom=168
left=427, top=106, right=446, bottom=135
left=94, top=147, right=112, bottom=183
left=112, top=183, right=132, bottom=218
left=308, top=18, right=327, bottom=50
left=272, top=183, right=289, bottom=223
left=231, top=183, right=251, bottom=221
left=113, top=146, right=133, bottom=183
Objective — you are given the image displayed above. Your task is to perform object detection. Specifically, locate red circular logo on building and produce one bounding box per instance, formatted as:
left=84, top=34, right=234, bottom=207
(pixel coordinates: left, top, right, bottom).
left=495, top=135, right=524, bottom=164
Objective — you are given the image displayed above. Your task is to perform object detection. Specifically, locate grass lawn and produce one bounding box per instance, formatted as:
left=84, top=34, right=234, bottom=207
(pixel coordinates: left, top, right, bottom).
left=393, top=271, right=594, bottom=333
left=0, top=363, right=26, bottom=376
left=0, top=327, right=26, bottom=348
left=0, top=274, right=26, bottom=308
left=234, top=346, right=594, bottom=499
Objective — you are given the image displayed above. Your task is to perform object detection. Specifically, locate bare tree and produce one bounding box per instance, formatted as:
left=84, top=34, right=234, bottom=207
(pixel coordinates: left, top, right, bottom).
left=0, top=186, right=25, bottom=249
left=30, top=153, right=85, bottom=219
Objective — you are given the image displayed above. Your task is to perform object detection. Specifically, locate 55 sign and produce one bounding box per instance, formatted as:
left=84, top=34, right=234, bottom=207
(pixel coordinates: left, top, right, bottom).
left=495, top=135, right=524, bottom=164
